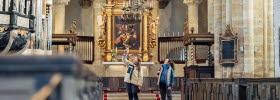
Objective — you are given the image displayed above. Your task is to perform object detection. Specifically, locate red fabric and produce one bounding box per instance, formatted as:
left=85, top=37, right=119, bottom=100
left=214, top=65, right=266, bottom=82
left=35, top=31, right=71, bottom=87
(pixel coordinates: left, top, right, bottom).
left=156, top=94, right=159, bottom=97
left=103, top=93, right=107, bottom=97
left=156, top=97, right=160, bottom=100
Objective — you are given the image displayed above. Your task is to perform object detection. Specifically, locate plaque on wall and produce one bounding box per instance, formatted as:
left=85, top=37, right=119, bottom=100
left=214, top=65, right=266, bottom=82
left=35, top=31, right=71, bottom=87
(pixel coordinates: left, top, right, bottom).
left=219, top=25, right=238, bottom=67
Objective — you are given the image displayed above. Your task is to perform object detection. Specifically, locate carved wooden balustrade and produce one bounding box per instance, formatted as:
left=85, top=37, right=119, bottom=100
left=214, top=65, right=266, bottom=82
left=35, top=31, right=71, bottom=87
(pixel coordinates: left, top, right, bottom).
left=181, top=78, right=280, bottom=100
left=158, top=36, right=186, bottom=64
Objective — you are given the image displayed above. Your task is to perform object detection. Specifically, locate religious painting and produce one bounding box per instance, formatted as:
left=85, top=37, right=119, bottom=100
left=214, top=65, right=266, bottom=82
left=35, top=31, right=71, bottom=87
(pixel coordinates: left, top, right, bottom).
left=113, top=16, right=141, bottom=50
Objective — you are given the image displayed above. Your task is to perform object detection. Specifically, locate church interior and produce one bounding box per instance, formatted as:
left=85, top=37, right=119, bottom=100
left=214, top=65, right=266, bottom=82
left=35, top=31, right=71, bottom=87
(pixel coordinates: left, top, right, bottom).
left=0, top=0, right=280, bottom=100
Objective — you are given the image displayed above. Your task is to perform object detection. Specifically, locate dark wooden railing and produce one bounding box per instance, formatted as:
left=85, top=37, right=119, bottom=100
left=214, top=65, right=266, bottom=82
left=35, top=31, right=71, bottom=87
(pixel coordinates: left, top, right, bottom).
left=74, top=36, right=94, bottom=64
left=158, top=37, right=186, bottom=64
left=181, top=78, right=280, bottom=100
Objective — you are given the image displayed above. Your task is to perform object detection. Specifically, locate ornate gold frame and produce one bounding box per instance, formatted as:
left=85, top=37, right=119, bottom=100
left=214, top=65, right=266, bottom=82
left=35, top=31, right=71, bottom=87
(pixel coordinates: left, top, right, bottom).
left=100, top=0, right=158, bottom=62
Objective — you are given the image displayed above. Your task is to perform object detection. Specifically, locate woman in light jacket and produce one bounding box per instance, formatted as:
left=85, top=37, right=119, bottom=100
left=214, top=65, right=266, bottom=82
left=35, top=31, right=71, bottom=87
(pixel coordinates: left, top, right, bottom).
left=122, top=47, right=143, bottom=100
left=157, top=59, right=175, bottom=100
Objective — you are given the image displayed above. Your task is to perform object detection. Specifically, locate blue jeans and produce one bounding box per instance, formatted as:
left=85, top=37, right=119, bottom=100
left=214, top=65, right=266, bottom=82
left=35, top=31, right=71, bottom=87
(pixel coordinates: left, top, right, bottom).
left=159, top=82, right=172, bottom=100
left=125, top=83, right=139, bottom=100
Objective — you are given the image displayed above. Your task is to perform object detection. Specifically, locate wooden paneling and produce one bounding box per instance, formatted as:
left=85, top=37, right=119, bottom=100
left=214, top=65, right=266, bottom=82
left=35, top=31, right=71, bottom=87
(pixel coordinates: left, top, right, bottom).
left=181, top=78, right=280, bottom=100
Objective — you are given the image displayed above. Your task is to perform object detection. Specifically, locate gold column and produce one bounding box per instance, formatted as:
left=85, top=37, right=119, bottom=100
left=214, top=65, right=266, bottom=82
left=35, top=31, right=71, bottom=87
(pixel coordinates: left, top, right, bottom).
left=53, top=0, right=70, bottom=54
left=143, top=14, right=149, bottom=61
left=104, top=2, right=114, bottom=61
left=143, top=14, right=149, bottom=62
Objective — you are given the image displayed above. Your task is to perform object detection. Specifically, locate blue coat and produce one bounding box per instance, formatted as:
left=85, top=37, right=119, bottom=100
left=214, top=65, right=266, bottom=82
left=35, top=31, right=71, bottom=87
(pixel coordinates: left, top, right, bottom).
left=157, top=64, right=174, bottom=87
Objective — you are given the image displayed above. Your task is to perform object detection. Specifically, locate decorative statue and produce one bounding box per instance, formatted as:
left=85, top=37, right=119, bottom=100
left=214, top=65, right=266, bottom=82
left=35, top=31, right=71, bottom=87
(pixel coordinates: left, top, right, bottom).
left=20, top=0, right=26, bottom=14
left=0, top=0, right=3, bottom=11
left=26, top=0, right=30, bottom=14
left=12, top=0, right=17, bottom=11
left=69, top=19, right=77, bottom=34
left=5, top=0, right=10, bottom=11
left=184, top=19, right=189, bottom=34
left=32, top=0, right=35, bottom=15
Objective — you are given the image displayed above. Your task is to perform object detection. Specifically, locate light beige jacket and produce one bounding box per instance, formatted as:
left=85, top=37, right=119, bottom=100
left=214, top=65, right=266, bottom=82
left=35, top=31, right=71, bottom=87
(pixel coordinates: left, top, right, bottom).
left=122, top=54, right=143, bottom=87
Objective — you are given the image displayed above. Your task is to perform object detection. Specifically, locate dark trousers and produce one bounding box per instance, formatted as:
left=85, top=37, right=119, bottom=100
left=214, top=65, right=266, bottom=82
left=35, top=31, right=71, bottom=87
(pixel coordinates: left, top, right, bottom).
left=159, top=82, right=172, bottom=100
left=125, top=83, right=139, bottom=100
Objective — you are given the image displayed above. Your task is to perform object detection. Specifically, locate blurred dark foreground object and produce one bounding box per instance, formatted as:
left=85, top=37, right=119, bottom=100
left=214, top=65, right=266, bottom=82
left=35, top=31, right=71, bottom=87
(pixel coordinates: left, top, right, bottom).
left=0, top=56, right=103, bottom=100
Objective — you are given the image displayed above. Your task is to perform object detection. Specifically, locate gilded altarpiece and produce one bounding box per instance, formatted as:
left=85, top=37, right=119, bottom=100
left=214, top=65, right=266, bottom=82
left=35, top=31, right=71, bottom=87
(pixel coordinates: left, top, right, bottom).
left=99, top=0, right=158, bottom=62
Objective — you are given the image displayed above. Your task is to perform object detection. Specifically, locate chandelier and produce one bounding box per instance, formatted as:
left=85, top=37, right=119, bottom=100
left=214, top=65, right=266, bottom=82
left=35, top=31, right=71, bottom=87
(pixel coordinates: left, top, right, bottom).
left=121, top=0, right=153, bottom=27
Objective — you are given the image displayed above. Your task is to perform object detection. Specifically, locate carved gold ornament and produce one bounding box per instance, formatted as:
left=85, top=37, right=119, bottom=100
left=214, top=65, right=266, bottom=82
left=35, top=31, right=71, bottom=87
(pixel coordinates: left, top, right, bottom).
left=0, top=27, right=9, bottom=32
left=17, top=29, right=29, bottom=36
left=149, top=39, right=157, bottom=48
left=98, top=35, right=106, bottom=48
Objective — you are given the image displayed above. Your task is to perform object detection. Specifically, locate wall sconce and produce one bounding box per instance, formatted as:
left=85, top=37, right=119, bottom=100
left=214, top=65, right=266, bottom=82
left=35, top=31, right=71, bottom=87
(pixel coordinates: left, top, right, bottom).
left=254, top=47, right=258, bottom=53
left=239, top=46, right=244, bottom=53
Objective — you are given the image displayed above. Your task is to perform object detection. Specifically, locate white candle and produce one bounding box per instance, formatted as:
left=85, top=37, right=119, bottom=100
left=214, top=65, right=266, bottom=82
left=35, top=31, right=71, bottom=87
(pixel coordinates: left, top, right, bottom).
left=178, top=32, right=180, bottom=36
left=173, top=32, right=175, bottom=36
left=116, top=47, right=118, bottom=53
left=123, top=1, right=125, bottom=7
left=139, top=47, right=141, bottom=53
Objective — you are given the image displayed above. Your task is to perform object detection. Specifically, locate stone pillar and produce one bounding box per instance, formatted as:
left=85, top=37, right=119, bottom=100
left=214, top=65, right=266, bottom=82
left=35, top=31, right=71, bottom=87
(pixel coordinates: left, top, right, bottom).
left=213, top=0, right=223, bottom=78
left=46, top=0, right=53, bottom=55
left=53, top=0, right=70, bottom=54
left=150, top=0, right=159, bottom=63
left=184, top=0, right=202, bottom=33
left=93, top=0, right=106, bottom=77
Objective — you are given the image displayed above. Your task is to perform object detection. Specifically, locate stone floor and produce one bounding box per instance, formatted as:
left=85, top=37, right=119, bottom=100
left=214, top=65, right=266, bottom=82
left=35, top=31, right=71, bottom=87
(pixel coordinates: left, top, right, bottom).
left=104, top=92, right=181, bottom=100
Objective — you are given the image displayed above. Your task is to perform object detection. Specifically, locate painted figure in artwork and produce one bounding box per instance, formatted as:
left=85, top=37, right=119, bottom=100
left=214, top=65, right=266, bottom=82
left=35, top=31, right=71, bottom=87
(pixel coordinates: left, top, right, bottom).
left=114, top=16, right=140, bottom=50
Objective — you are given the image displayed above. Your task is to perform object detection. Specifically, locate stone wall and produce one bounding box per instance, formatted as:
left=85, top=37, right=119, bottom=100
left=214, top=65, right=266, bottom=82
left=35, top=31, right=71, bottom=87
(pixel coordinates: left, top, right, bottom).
left=65, top=0, right=93, bottom=36
left=158, top=0, right=187, bottom=37
left=209, top=0, right=275, bottom=78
